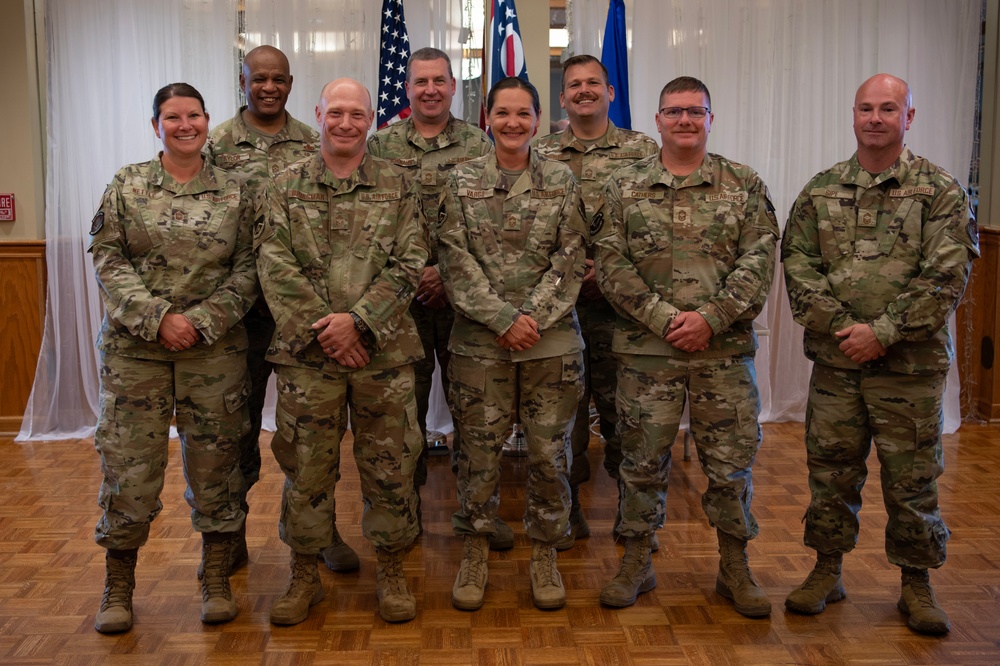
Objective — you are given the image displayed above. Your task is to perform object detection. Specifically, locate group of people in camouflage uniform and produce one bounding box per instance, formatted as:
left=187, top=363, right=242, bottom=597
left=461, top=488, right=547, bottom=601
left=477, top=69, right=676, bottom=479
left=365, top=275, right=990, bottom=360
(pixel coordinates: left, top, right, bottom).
left=88, top=42, right=978, bottom=637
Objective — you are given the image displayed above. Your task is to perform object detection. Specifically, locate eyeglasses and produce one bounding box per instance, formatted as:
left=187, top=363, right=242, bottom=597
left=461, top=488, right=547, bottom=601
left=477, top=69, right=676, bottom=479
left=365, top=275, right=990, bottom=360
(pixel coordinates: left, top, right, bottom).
left=658, top=106, right=710, bottom=120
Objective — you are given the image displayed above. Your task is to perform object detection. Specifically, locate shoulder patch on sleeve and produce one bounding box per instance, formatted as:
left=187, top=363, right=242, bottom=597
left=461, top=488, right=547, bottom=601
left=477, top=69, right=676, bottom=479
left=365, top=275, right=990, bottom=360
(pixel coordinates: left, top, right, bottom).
left=589, top=210, right=605, bottom=238
left=968, top=216, right=980, bottom=246
left=89, top=211, right=105, bottom=236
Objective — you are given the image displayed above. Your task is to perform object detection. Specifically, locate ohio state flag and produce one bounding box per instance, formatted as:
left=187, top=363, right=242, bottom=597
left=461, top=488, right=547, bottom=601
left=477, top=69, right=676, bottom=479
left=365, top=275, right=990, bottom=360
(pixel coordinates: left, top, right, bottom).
left=489, top=0, right=528, bottom=85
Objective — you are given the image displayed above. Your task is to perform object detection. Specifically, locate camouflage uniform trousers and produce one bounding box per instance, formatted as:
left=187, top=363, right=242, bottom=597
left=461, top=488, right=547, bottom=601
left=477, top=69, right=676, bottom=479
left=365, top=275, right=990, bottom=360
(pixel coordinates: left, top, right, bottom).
left=448, top=352, right=584, bottom=545
left=410, top=298, right=460, bottom=487
left=570, top=297, right=621, bottom=488
left=271, top=363, right=421, bottom=554
left=238, top=299, right=275, bottom=496
left=616, top=353, right=762, bottom=540
left=803, top=363, right=949, bottom=569
left=94, top=351, right=249, bottom=550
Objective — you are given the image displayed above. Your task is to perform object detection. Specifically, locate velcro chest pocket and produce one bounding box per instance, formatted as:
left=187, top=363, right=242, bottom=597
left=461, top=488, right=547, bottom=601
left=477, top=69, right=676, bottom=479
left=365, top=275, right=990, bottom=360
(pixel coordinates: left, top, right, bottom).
left=814, top=198, right=853, bottom=262
left=627, top=199, right=670, bottom=263
left=352, top=201, right=397, bottom=265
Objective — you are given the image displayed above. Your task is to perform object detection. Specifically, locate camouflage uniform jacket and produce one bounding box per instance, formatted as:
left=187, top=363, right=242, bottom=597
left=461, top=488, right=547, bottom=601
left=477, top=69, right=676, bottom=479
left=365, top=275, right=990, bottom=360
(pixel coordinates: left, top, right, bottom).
left=437, top=148, right=587, bottom=361
left=256, top=152, right=429, bottom=372
left=207, top=108, right=319, bottom=190
left=782, top=148, right=980, bottom=375
left=367, top=115, right=494, bottom=263
left=88, top=156, right=259, bottom=359
left=593, top=152, right=779, bottom=358
left=534, top=120, right=658, bottom=250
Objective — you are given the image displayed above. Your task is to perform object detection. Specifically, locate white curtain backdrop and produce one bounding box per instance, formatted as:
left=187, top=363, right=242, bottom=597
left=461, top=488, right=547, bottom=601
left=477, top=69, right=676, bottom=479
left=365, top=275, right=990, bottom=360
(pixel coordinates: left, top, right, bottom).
left=569, top=0, right=980, bottom=431
left=18, top=0, right=464, bottom=440
left=19, top=0, right=980, bottom=440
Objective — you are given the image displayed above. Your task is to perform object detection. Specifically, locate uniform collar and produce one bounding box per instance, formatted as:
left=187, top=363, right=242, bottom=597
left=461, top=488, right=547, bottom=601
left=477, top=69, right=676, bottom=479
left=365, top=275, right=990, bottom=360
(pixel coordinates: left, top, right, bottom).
left=841, top=147, right=915, bottom=189
left=230, top=106, right=312, bottom=145
left=649, top=152, right=715, bottom=189
left=308, top=152, right=380, bottom=194
left=553, top=119, right=624, bottom=153
left=403, top=114, right=460, bottom=151
left=479, top=148, right=549, bottom=196
left=150, top=154, right=221, bottom=194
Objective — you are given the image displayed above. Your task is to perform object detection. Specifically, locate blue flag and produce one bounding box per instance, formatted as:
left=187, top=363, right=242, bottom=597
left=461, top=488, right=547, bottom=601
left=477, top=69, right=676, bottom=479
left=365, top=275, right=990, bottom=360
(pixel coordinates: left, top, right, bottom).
left=376, top=0, right=411, bottom=128
left=601, top=0, right=631, bottom=129
left=489, top=0, right=529, bottom=86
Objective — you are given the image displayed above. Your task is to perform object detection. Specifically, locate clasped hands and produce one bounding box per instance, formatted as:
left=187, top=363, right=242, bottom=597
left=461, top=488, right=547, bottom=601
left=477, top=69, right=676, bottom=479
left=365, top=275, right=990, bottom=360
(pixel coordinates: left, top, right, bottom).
left=664, top=311, right=712, bottom=353
left=835, top=323, right=886, bottom=363
left=497, top=314, right=540, bottom=352
left=415, top=266, right=449, bottom=309
left=157, top=313, right=201, bottom=352
left=312, top=313, right=370, bottom=369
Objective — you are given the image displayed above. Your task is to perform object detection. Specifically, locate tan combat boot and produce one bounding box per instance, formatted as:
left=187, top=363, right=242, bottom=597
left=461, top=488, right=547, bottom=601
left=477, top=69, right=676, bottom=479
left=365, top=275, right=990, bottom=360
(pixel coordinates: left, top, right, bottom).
left=321, top=521, right=360, bottom=572
left=452, top=535, right=489, bottom=610
left=898, top=567, right=950, bottom=635
left=600, top=535, right=655, bottom=607
left=94, top=548, right=138, bottom=634
left=375, top=548, right=416, bottom=622
left=785, top=551, right=845, bottom=614
left=488, top=517, right=514, bottom=551
left=529, top=540, right=566, bottom=610
left=715, top=530, right=771, bottom=617
left=199, top=533, right=237, bottom=624
left=270, top=550, right=324, bottom=625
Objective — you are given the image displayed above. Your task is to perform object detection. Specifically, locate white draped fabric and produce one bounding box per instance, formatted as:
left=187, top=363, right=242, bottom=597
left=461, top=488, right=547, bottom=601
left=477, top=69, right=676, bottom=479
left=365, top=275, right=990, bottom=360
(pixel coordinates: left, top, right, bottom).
left=569, top=0, right=980, bottom=431
left=18, top=0, right=463, bottom=440
left=19, top=0, right=980, bottom=439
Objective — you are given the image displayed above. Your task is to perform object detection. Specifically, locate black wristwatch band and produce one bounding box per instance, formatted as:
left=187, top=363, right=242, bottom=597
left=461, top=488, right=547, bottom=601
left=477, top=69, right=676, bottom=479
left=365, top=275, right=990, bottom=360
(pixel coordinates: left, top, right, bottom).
left=350, top=311, right=370, bottom=335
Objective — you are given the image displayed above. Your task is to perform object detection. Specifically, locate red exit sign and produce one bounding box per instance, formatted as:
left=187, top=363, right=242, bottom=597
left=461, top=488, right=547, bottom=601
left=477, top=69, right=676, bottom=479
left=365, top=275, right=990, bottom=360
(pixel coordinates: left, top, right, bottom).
left=0, top=194, right=13, bottom=221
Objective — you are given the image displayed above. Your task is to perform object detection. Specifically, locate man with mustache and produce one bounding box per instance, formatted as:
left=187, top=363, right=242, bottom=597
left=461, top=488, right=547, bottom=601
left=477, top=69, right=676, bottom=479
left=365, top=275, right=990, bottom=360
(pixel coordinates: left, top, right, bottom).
left=534, top=54, right=657, bottom=550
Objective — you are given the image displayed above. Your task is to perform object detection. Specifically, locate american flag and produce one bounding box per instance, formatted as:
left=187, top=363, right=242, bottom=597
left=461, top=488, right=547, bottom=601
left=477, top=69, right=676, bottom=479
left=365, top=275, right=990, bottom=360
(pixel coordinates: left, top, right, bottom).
left=376, top=0, right=411, bottom=129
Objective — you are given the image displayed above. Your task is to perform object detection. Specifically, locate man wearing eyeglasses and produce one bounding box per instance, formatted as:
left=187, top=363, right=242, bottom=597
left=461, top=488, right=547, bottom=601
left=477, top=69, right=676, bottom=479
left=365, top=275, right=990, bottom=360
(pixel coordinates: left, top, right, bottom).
left=593, top=76, right=779, bottom=617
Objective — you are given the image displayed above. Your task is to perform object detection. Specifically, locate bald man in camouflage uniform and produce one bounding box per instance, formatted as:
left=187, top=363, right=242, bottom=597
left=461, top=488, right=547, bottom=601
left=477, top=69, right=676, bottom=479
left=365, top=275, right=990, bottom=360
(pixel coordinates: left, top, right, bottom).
left=366, top=47, right=501, bottom=546
left=256, top=78, right=428, bottom=625
left=782, top=74, right=979, bottom=635
left=534, top=54, right=658, bottom=550
left=207, top=46, right=362, bottom=573
left=594, top=77, right=778, bottom=617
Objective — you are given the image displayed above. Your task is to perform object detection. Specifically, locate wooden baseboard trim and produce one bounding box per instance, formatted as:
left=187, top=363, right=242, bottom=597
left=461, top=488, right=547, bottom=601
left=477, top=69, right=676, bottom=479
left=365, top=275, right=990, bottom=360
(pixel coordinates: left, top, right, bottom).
left=0, top=415, right=25, bottom=438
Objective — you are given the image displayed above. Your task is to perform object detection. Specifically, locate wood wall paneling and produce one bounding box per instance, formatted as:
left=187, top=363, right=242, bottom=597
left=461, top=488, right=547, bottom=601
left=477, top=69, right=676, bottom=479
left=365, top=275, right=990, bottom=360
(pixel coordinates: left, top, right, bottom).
left=958, top=226, right=1000, bottom=421
left=0, top=241, right=45, bottom=435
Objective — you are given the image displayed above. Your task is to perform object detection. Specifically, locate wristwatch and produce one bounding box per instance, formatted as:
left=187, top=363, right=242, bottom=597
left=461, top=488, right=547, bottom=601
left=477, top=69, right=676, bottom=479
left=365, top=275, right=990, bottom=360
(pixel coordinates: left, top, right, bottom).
left=350, top=311, right=373, bottom=342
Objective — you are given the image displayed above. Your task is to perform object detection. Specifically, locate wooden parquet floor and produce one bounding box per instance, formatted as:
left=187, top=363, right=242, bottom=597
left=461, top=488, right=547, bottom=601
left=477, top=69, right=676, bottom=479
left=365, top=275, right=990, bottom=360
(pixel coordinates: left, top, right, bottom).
left=1, top=421, right=998, bottom=665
